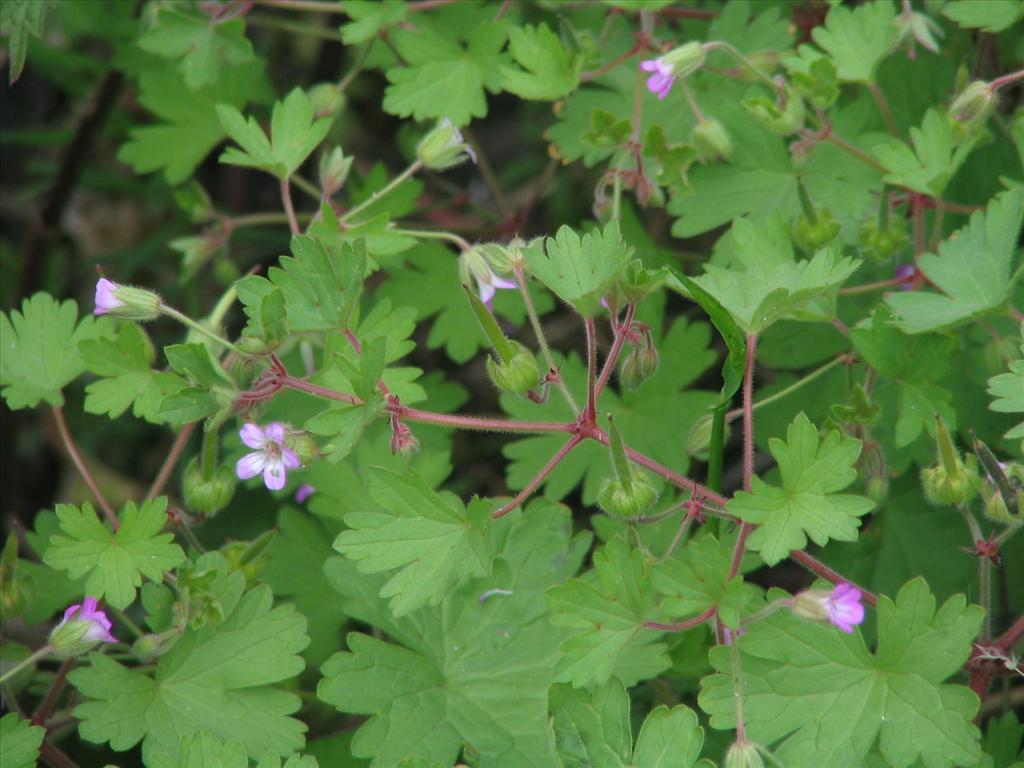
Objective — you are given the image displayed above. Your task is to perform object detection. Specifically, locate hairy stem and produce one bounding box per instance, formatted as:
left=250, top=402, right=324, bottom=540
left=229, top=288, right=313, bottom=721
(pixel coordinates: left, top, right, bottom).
left=644, top=606, right=717, bottom=632
left=341, top=159, right=423, bottom=224
left=868, top=81, right=899, bottom=136
left=0, top=645, right=52, bottom=684
left=789, top=550, right=879, bottom=607
left=146, top=423, right=196, bottom=500
left=725, top=355, right=844, bottom=423
left=728, top=334, right=758, bottom=580
left=51, top=407, right=117, bottom=528
left=280, top=178, right=300, bottom=235
left=595, top=304, right=636, bottom=399
left=584, top=316, right=599, bottom=422
left=493, top=436, right=582, bottom=519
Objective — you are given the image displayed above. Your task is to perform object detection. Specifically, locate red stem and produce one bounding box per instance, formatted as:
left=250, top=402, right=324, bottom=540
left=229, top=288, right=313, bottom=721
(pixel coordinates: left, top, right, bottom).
left=601, top=433, right=727, bottom=507
left=595, top=304, right=636, bottom=399
left=645, top=606, right=717, bottom=632
left=146, top=423, right=195, bottom=500
left=397, top=405, right=575, bottom=435
left=344, top=329, right=391, bottom=397
left=580, top=42, right=643, bottom=82
left=789, top=550, right=878, bottom=607
left=996, top=613, right=1024, bottom=653
left=281, top=178, right=300, bottom=235
left=584, top=316, right=598, bottom=422
left=31, top=659, right=74, bottom=727
left=50, top=406, right=118, bottom=528
left=492, top=436, right=582, bottom=519
left=728, top=334, right=758, bottom=580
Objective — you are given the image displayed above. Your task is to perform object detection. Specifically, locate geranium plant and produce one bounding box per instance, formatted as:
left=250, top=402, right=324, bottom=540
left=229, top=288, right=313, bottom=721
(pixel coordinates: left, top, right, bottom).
left=1, top=1, right=1023, bottom=767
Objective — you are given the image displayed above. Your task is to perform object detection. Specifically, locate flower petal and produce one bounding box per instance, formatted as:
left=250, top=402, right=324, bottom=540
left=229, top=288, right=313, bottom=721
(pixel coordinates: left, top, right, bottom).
left=282, top=447, right=301, bottom=470
left=263, top=422, right=287, bottom=444
left=236, top=451, right=266, bottom=480
left=491, top=275, right=517, bottom=290
left=263, top=457, right=287, bottom=490
left=239, top=423, right=266, bottom=449
left=640, top=58, right=662, bottom=73
left=478, top=281, right=496, bottom=307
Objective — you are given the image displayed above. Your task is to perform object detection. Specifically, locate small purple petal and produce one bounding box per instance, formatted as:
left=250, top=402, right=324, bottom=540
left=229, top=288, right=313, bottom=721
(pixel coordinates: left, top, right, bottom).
left=239, top=423, right=265, bottom=450
left=478, top=281, right=496, bottom=307
left=640, top=58, right=664, bottom=73
left=282, top=447, right=302, bottom=470
left=262, top=457, right=287, bottom=490
left=94, top=278, right=124, bottom=316
left=295, top=483, right=316, bottom=503
left=63, top=603, right=82, bottom=622
left=491, top=275, right=517, bottom=290
left=263, top=423, right=288, bottom=444
left=236, top=451, right=266, bottom=480
left=826, top=583, right=865, bottom=633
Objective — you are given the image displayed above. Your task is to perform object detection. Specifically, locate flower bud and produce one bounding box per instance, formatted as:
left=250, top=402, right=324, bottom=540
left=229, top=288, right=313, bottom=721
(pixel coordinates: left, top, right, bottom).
left=93, top=278, right=162, bottom=321
left=661, top=42, right=706, bottom=79
left=743, top=84, right=805, bottom=136
left=1, top=577, right=31, bottom=620
left=284, top=430, right=319, bottom=466
left=182, top=457, right=236, bottom=517
left=791, top=583, right=864, bottom=633
left=687, top=412, right=732, bottom=460
left=319, top=146, right=353, bottom=196
left=598, top=473, right=658, bottom=519
left=725, top=741, right=765, bottom=768
left=981, top=486, right=1012, bottom=525
left=50, top=597, right=117, bottom=659
left=222, top=532, right=274, bottom=585
left=691, top=117, right=733, bottom=162
left=949, top=80, right=996, bottom=124
left=486, top=341, right=540, bottom=395
left=792, top=210, right=840, bottom=253
left=308, top=82, right=346, bottom=118
left=417, top=118, right=476, bottom=170
left=921, top=417, right=981, bottom=506
left=132, top=632, right=171, bottom=662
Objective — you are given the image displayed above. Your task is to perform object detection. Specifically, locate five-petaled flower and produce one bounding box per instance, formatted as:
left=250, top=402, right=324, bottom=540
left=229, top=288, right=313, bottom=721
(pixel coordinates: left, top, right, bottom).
left=791, top=582, right=865, bottom=633
left=236, top=422, right=301, bottom=491
left=50, top=597, right=117, bottom=658
left=641, top=58, right=676, bottom=100
left=94, top=278, right=125, bottom=315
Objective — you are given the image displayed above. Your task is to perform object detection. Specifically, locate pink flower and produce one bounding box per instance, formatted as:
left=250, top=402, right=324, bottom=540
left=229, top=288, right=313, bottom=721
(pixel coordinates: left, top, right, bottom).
left=824, top=583, right=865, bottom=633
left=894, top=263, right=917, bottom=291
left=478, top=270, right=517, bottom=308
left=61, top=597, right=117, bottom=643
left=641, top=58, right=676, bottom=100
left=295, top=483, right=316, bottom=503
left=94, top=278, right=124, bottom=315
left=236, top=422, right=301, bottom=491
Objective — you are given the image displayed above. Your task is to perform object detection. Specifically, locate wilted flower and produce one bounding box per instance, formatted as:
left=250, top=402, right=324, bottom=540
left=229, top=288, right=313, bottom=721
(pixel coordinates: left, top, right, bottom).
left=791, top=582, right=865, bottom=633
left=50, top=597, right=117, bottom=658
left=236, top=422, right=301, bottom=491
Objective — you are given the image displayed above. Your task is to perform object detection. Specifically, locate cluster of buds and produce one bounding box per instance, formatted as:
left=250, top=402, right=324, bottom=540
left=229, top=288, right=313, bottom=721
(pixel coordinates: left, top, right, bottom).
left=389, top=405, right=420, bottom=457
left=618, top=321, right=659, bottom=390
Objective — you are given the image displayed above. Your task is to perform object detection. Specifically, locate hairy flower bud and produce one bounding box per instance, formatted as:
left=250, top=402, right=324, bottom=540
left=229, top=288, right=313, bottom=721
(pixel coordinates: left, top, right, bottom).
left=687, top=412, right=732, bottom=461
left=182, top=457, right=236, bottom=517
left=619, top=345, right=659, bottom=389
left=662, top=42, right=707, bottom=79
left=792, top=210, right=840, bottom=253
left=725, top=741, right=765, bottom=768
left=50, top=598, right=117, bottom=658
left=1, top=576, right=31, bottom=620
left=691, top=117, right=733, bottom=162
left=93, top=278, right=162, bottom=321
left=598, top=472, right=658, bottom=519
left=921, top=418, right=981, bottom=506
left=284, top=430, right=319, bottom=466
left=417, top=118, right=476, bottom=170
left=949, top=80, right=996, bottom=124
left=486, top=341, right=540, bottom=395
left=743, top=84, right=806, bottom=136
left=319, top=146, right=353, bottom=196
left=308, top=82, right=346, bottom=118
left=132, top=632, right=172, bottom=662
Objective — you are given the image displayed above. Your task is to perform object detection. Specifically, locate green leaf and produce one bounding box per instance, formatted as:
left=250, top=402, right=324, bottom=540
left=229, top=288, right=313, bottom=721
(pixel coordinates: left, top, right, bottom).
left=525, top=222, right=632, bottom=316
left=651, top=534, right=755, bottom=629
left=339, top=0, right=407, bottom=44
left=333, top=467, right=492, bottom=617
left=43, top=497, right=186, bottom=609
left=218, top=88, right=332, bottom=179
left=149, top=732, right=248, bottom=768
left=942, top=0, right=1024, bottom=33
left=0, top=293, right=110, bottom=409
left=70, top=585, right=309, bottom=762
left=319, top=501, right=591, bottom=767
left=851, top=308, right=955, bottom=446
left=981, top=712, right=1024, bottom=768
left=0, top=713, right=45, bottom=768
left=80, top=324, right=186, bottom=423
left=546, top=537, right=671, bottom=688
left=810, top=0, right=899, bottom=83
left=263, top=508, right=347, bottom=668
left=165, top=343, right=234, bottom=389
left=987, top=329, right=1024, bottom=445
left=383, top=8, right=507, bottom=126
left=139, top=7, right=254, bottom=90
left=119, top=61, right=270, bottom=184
left=0, top=0, right=48, bottom=84
left=550, top=678, right=712, bottom=768
left=665, top=268, right=747, bottom=403
left=700, top=579, right=984, bottom=767
left=501, top=23, right=580, bottom=101
left=305, top=403, right=381, bottom=463
left=690, top=215, right=861, bottom=334
left=872, top=109, right=981, bottom=196
left=885, top=187, right=1024, bottom=333
left=727, top=413, right=874, bottom=565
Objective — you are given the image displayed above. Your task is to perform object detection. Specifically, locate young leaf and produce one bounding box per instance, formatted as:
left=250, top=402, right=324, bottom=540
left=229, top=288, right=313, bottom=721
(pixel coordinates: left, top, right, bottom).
left=810, top=1, right=899, bottom=83
left=332, top=467, right=492, bottom=617
left=43, top=497, right=186, bottom=610
left=0, top=0, right=48, bottom=84
left=525, top=222, right=632, bottom=316
left=885, top=187, right=1024, bottom=333
left=987, top=329, right=1024, bottom=447
left=942, top=0, right=1024, bottom=33
left=0, top=293, right=111, bottom=410
left=70, top=585, right=309, bottom=762
left=320, top=502, right=591, bottom=767
left=727, top=413, right=874, bottom=565
left=546, top=537, right=671, bottom=688
left=339, top=0, right=407, bottom=44
left=218, top=88, right=332, bottom=179
left=383, top=9, right=507, bottom=126
left=851, top=308, right=955, bottom=446
left=139, top=6, right=254, bottom=90
left=0, top=713, right=45, bottom=768
left=501, top=23, right=581, bottom=101
left=690, top=215, right=860, bottom=334
left=872, top=109, right=980, bottom=196
left=80, top=324, right=187, bottom=423
left=700, top=579, right=984, bottom=767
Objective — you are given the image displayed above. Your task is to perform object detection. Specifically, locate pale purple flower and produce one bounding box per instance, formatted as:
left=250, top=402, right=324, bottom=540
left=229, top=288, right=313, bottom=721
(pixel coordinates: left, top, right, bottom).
left=894, top=263, right=916, bottom=291
left=295, top=483, right=316, bottom=503
left=236, top=422, right=301, bottom=491
left=94, top=278, right=124, bottom=315
left=641, top=58, right=676, bottom=100
left=824, top=583, right=865, bottom=633
left=475, top=267, right=517, bottom=309
left=58, top=597, right=117, bottom=644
